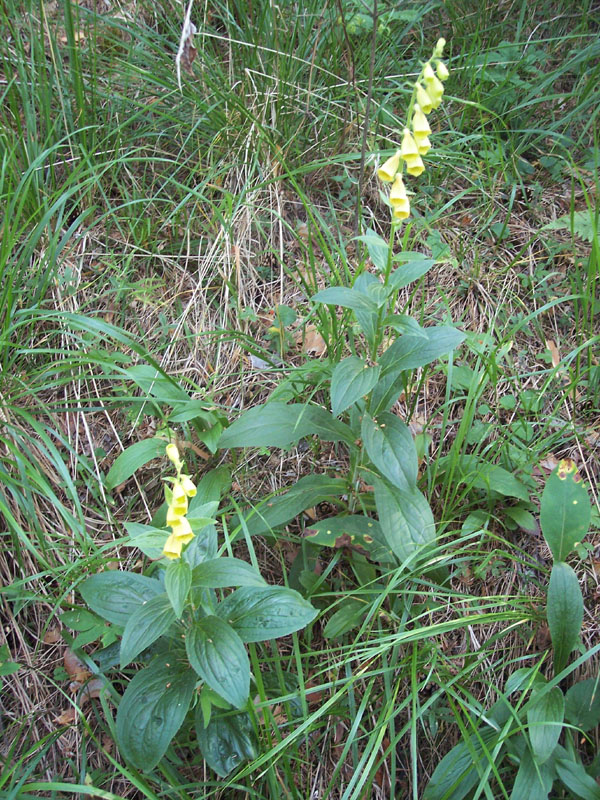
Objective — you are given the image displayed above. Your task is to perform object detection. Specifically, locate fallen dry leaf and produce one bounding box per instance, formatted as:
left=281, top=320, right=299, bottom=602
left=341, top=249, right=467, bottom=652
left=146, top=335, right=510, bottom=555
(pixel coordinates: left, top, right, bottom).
left=54, top=708, right=77, bottom=726
left=79, top=678, right=105, bottom=705
left=64, top=648, right=91, bottom=683
left=300, top=326, right=327, bottom=357
left=43, top=628, right=61, bottom=644
left=545, top=339, right=560, bottom=369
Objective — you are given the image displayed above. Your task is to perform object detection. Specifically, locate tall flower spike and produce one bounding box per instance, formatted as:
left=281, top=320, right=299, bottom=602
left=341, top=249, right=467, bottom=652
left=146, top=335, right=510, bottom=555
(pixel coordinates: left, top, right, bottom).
left=377, top=150, right=401, bottom=182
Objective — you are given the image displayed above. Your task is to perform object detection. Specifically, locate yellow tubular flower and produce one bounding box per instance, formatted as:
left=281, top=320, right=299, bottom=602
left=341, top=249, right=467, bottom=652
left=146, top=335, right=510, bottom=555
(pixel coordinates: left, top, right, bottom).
left=414, top=133, right=431, bottom=155
left=412, top=104, right=431, bottom=136
left=167, top=503, right=188, bottom=529
left=163, top=531, right=184, bottom=559
left=401, top=128, right=419, bottom=159
left=437, top=61, right=449, bottom=81
left=389, top=175, right=410, bottom=219
left=424, top=74, right=444, bottom=109
left=179, top=475, right=197, bottom=497
left=423, top=62, right=436, bottom=82
left=404, top=155, right=425, bottom=177
left=169, top=515, right=194, bottom=544
left=415, top=84, right=433, bottom=114
left=377, top=150, right=401, bottom=182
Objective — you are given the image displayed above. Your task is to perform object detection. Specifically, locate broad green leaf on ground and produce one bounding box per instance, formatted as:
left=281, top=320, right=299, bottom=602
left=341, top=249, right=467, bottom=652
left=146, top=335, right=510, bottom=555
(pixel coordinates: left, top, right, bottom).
left=540, top=460, right=592, bottom=561
left=527, top=685, right=564, bottom=764
left=80, top=571, right=164, bottom=627
left=374, top=479, right=435, bottom=565
left=564, top=678, right=600, bottom=731
left=362, top=412, right=418, bottom=491
left=191, top=558, right=266, bottom=588
left=120, top=594, right=176, bottom=668
left=423, top=728, right=501, bottom=800
left=231, top=474, right=348, bottom=537
left=216, top=586, right=317, bottom=642
left=442, top=455, right=529, bottom=501
left=218, top=403, right=353, bottom=449
left=195, top=708, right=257, bottom=777
left=510, top=751, right=554, bottom=799
left=304, top=514, right=394, bottom=563
left=311, top=286, right=378, bottom=313
left=324, top=599, right=367, bottom=639
left=105, top=438, right=167, bottom=490
left=331, top=356, right=381, bottom=416
left=165, top=559, right=191, bottom=618
left=547, top=562, right=583, bottom=674
left=543, top=211, right=596, bottom=242
left=186, top=616, right=250, bottom=708
left=116, top=655, right=196, bottom=771
left=556, top=758, right=600, bottom=799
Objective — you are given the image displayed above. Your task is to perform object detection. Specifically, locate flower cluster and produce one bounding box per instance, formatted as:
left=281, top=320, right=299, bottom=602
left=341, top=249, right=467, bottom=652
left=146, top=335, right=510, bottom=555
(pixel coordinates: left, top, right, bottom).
left=377, top=38, right=449, bottom=221
left=163, top=443, right=197, bottom=559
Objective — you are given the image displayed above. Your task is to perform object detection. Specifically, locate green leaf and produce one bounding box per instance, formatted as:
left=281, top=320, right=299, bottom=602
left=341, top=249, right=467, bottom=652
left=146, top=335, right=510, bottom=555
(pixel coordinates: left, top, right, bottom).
left=304, top=514, right=394, bottom=563
left=195, top=709, right=257, bottom=777
left=218, top=403, right=354, bottom=449
left=216, top=586, right=317, bottom=642
left=61, top=608, right=103, bottom=631
left=120, top=594, right=176, bottom=668
left=374, top=479, right=435, bottom=565
left=105, top=438, right=167, bottom=490
left=354, top=229, right=390, bottom=272
left=471, top=465, right=530, bottom=502
left=379, top=326, right=466, bottom=372
left=165, top=559, right=191, bottom=618
left=423, top=728, right=501, bottom=800
left=124, top=365, right=190, bottom=404
left=124, top=522, right=168, bottom=559
left=191, top=558, right=267, bottom=588
left=565, top=678, right=600, bottom=731
left=353, top=272, right=379, bottom=344
left=540, top=461, right=592, bottom=561
left=510, top=751, right=554, bottom=799
left=330, top=357, right=381, bottom=417
left=311, top=286, right=378, bottom=313
left=185, top=616, right=250, bottom=709
left=527, top=685, right=564, bottom=764
left=232, top=474, right=348, bottom=537
left=547, top=562, right=583, bottom=674
left=505, top=507, right=538, bottom=533
left=388, top=256, right=436, bottom=290
left=324, top=600, right=367, bottom=639
left=362, top=412, right=418, bottom=491
left=542, top=210, right=596, bottom=243
left=556, top=758, right=600, bottom=799
left=79, top=571, right=163, bottom=627
left=116, top=655, right=196, bottom=771
left=384, top=314, right=428, bottom=338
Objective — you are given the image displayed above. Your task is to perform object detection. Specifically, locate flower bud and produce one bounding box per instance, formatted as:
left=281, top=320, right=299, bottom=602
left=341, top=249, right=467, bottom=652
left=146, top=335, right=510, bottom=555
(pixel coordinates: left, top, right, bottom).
left=437, top=61, right=449, bottom=81
left=415, top=83, right=433, bottom=114
left=434, top=37, right=445, bottom=57
left=166, top=443, right=182, bottom=469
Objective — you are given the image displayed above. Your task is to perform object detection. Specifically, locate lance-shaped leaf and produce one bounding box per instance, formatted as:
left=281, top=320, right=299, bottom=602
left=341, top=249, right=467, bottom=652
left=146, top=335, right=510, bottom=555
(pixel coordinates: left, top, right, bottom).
left=547, top=562, right=583, bottom=675
left=116, top=655, right=196, bottom=771
left=80, top=571, right=163, bottom=627
left=186, top=616, right=250, bottom=708
left=540, top=460, right=592, bottom=561
left=362, top=412, right=418, bottom=491
left=120, top=594, right=176, bottom=668
left=195, top=708, right=257, bottom=777
left=527, top=684, right=564, bottom=764
left=374, top=478, right=435, bottom=565
left=216, top=586, right=317, bottom=642
left=331, top=357, right=381, bottom=417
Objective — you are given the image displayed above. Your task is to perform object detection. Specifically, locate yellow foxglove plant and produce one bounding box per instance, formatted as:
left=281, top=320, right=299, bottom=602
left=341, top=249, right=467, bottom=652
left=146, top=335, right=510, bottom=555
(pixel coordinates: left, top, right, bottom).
left=163, top=443, right=197, bottom=559
left=377, top=37, right=450, bottom=221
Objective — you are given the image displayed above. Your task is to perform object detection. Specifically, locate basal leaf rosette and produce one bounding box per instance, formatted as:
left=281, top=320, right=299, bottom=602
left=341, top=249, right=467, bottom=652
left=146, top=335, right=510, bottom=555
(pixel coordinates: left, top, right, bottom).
left=376, top=37, right=450, bottom=222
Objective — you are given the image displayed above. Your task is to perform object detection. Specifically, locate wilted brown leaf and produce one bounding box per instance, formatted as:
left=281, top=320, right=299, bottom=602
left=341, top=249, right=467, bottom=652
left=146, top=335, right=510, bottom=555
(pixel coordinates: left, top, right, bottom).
left=545, top=339, right=560, bottom=369
left=300, top=326, right=327, bottom=356
left=43, top=628, right=61, bottom=644
left=54, top=708, right=77, bottom=726
left=64, top=648, right=91, bottom=683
